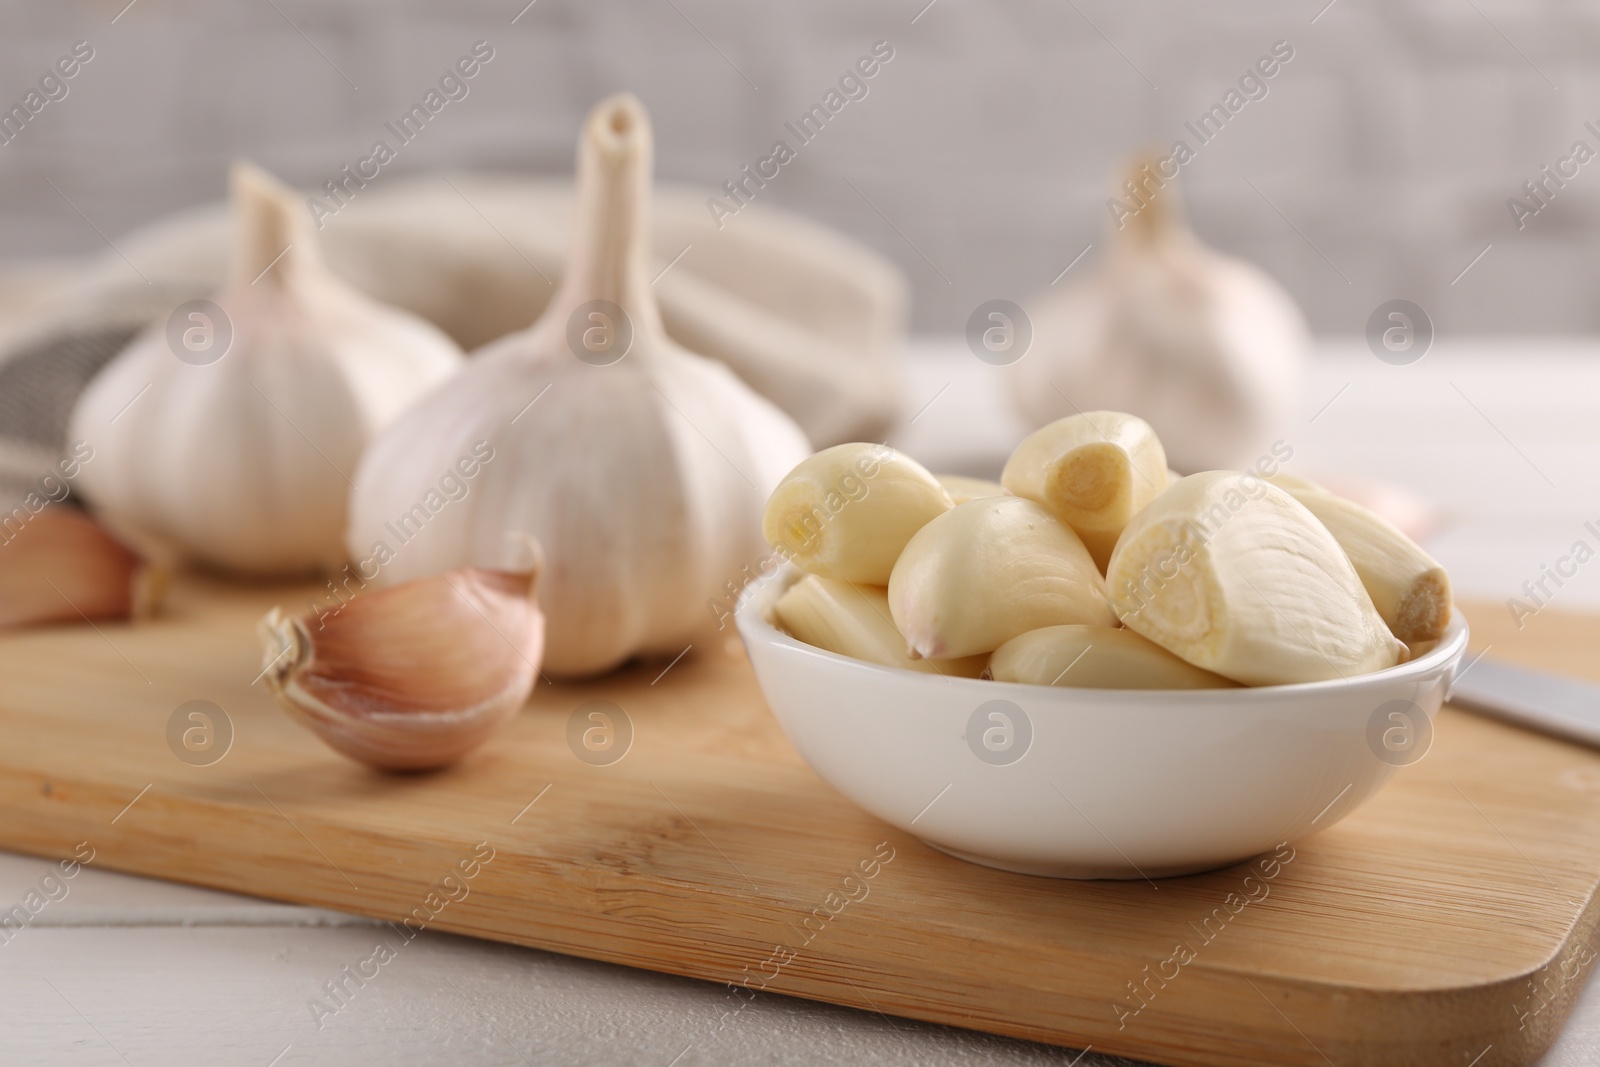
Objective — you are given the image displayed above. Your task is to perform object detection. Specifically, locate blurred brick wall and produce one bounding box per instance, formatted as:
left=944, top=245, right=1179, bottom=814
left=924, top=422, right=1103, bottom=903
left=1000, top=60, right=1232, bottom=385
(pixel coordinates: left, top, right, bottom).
left=0, top=0, right=1591, bottom=333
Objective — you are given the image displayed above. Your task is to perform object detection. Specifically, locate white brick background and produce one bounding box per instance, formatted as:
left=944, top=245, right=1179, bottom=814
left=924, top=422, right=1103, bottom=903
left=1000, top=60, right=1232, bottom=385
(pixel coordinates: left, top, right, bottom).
left=0, top=0, right=1596, bottom=333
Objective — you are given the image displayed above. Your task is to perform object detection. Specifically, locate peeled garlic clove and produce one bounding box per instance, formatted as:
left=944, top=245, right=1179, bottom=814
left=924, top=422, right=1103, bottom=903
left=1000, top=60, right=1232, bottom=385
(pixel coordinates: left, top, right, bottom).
left=1107, top=472, right=1405, bottom=686
left=774, top=574, right=987, bottom=678
left=935, top=473, right=1008, bottom=506
left=1001, top=410, right=1168, bottom=572
left=1009, top=157, right=1308, bottom=472
left=764, top=443, right=951, bottom=584
left=988, top=624, right=1235, bottom=689
left=259, top=566, right=544, bottom=770
left=888, top=496, right=1115, bottom=660
left=69, top=162, right=463, bottom=576
left=345, top=95, right=811, bottom=678
left=1268, top=474, right=1452, bottom=644
left=0, top=506, right=164, bottom=629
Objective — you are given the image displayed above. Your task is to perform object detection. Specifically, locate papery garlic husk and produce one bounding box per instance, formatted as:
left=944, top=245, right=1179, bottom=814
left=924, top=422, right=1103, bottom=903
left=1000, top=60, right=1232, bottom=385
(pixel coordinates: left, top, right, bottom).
left=1106, top=472, right=1405, bottom=686
left=1009, top=158, right=1309, bottom=472
left=1001, top=410, right=1168, bottom=572
left=888, top=496, right=1115, bottom=660
left=0, top=505, right=164, bottom=628
left=345, top=95, right=811, bottom=677
left=774, top=573, right=987, bottom=678
left=935, top=474, right=1008, bottom=506
left=1268, top=473, right=1452, bottom=644
left=764, top=443, right=951, bottom=584
left=988, top=624, right=1236, bottom=689
left=68, top=162, right=463, bottom=576
left=259, top=565, right=544, bottom=770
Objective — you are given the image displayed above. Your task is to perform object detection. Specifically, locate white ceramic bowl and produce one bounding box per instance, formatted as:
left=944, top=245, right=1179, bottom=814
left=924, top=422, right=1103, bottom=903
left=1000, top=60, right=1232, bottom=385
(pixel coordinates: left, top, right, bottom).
left=736, top=569, right=1470, bottom=879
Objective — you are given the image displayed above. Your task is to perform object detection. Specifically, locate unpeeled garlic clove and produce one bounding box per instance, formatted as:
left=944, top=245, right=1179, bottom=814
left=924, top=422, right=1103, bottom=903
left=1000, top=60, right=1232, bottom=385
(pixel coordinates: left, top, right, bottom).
left=259, top=565, right=544, bottom=770
left=1001, top=410, right=1168, bottom=573
left=988, top=624, right=1236, bottom=689
left=774, top=573, right=987, bottom=678
left=763, top=443, right=952, bottom=584
left=934, top=473, right=1008, bottom=506
left=1267, top=474, right=1452, bottom=644
left=0, top=506, right=164, bottom=629
left=1106, top=472, right=1405, bottom=685
left=888, top=496, right=1115, bottom=660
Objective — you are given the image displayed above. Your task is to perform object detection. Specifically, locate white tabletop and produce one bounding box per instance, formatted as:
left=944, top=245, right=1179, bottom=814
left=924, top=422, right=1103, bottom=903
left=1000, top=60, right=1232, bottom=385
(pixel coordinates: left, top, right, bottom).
left=4, top=338, right=1598, bottom=1066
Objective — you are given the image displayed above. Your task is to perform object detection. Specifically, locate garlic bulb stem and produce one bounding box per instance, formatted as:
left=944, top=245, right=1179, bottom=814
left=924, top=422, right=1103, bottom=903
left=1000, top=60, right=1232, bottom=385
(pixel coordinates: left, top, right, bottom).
left=230, top=162, right=318, bottom=288
left=552, top=99, right=662, bottom=336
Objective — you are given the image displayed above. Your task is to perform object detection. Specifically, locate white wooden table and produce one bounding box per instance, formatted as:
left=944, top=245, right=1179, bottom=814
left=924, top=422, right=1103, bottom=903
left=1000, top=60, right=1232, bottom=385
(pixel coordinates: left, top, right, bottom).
left=4, top=338, right=1598, bottom=1066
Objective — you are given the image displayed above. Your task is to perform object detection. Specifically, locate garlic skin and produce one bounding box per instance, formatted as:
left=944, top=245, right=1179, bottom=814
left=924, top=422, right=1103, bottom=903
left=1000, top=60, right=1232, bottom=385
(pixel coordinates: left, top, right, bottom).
left=1010, top=163, right=1308, bottom=473
left=0, top=506, right=164, bottom=629
left=345, top=95, right=811, bottom=677
left=68, top=162, right=463, bottom=576
left=1107, top=472, right=1404, bottom=685
left=259, top=566, right=544, bottom=770
left=888, top=496, right=1115, bottom=660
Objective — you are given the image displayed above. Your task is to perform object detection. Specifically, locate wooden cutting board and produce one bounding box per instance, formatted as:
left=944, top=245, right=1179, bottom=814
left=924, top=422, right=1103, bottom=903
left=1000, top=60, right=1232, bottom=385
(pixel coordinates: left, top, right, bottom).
left=1, top=576, right=1596, bottom=1067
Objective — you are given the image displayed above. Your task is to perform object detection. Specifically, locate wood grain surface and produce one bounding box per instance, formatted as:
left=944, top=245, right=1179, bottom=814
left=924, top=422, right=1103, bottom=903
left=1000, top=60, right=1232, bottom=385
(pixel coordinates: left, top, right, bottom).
left=0, top=575, right=1596, bottom=1067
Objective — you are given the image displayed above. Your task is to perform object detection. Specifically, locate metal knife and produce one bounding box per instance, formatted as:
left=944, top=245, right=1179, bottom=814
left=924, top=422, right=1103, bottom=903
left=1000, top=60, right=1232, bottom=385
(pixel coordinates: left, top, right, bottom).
left=1450, top=658, right=1600, bottom=749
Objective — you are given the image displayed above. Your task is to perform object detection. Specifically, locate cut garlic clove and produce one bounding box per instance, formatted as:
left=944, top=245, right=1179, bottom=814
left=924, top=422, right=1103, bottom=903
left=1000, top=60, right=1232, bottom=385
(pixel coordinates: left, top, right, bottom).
left=1266, top=474, right=1452, bottom=644
left=934, top=473, right=1008, bottom=506
left=888, top=496, right=1115, bottom=660
left=259, top=565, right=544, bottom=770
left=988, top=624, right=1236, bottom=689
left=0, top=506, right=164, bottom=629
left=774, top=574, right=987, bottom=678
left=1106, top=472, right=1405, bottom=686
left=763, top=443, right=952, bottom=585
left=1001, top=411, right=1168, bottom=572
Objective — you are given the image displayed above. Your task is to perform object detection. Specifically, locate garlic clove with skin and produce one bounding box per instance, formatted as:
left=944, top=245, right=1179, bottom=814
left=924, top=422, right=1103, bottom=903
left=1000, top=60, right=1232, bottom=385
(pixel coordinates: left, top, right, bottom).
left=259, top=565, right=544, bottom=771
left=0, top=506, right=165, bottom=629
left=1010, top=157, right=1309, bottom=473
left=68, top=162, right=463, bottom=576
left=344, top=95, right=812, bottom=678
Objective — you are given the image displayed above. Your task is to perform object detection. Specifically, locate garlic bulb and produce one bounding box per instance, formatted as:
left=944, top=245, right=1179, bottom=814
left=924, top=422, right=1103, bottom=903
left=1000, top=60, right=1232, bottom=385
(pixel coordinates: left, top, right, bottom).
left=345, top=95, right=811, bottom=677
left=259, top=564, right=544, bottom=770
left=1010, top=159, right=1309, bottom=472
left=68, top=162, right=463, bottom=575
left=0, top=506, right=164, bottom=629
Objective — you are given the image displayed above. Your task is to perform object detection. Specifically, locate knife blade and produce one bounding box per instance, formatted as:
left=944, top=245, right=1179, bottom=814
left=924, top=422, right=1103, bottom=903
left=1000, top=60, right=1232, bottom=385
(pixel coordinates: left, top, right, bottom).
left=1449, top=657, right=1600, bottom=749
